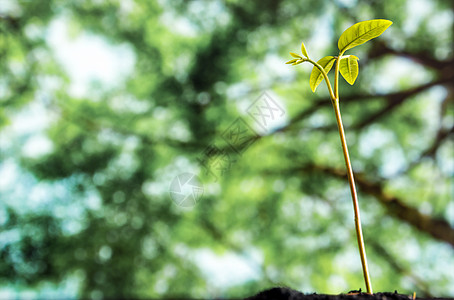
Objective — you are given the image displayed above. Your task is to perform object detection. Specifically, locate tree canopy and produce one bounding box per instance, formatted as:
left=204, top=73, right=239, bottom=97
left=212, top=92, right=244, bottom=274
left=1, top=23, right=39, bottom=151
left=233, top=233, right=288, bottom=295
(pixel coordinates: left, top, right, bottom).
left=0, top=0, right=453, bottom=298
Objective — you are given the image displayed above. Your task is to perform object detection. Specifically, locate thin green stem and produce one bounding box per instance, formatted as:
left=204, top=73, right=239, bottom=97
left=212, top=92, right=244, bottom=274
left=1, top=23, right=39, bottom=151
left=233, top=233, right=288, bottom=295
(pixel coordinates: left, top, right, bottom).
left=307, top=56, right=373, bottom=294
left=332, top=54, right=372, bottom=294
left=332, top=99, right=372, bottom=294
left=334, top=55, right=341, bottom=99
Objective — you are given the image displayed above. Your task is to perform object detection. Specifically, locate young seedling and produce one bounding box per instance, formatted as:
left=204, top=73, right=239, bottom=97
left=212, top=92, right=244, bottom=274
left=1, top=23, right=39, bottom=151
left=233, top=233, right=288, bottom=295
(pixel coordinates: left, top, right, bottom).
left=286, top=19, right=393, bottom=294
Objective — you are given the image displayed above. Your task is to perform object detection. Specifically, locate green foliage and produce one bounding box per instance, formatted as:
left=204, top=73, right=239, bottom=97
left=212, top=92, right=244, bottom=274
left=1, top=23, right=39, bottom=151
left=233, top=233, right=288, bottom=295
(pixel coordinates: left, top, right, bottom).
left=309, top=56, right=335, bottom=92
left=301, top=41, right=309, bottom=58
left=338, top=19, right=393, bottom=53
left=1, top=2, right=453, bottom=299
left=290, top=52, right=303, bottom=59
left=288, top=19, right=392, bottom=94
left=339, top=55, right=359, bottom=85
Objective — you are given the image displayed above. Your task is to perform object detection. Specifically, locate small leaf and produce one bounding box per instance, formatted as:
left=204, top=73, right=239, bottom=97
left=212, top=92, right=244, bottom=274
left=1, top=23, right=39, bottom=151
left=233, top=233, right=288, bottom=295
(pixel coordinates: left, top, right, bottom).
left=338, top=19, right=392, bottom=53
left=292, top=60, right=304, bottom=65
left=301, top=41, right=309, bottom=58
left=285, top=59, right=299, bottom=64
left=290, top=52, right=302, bottom=58
left=309, top=56, right=336, bottom=92
left=339, top=55, right=359, bottom=85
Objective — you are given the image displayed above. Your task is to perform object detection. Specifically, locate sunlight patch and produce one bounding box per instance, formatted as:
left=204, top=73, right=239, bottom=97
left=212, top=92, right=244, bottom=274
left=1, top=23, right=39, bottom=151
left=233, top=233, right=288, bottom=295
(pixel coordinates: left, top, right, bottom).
left=47, top=16, right=135, bottom=97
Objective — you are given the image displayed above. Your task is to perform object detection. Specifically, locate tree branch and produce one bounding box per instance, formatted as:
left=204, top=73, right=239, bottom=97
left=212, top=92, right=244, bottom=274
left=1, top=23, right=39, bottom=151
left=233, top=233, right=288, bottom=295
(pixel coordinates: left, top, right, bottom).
left=280, top=76, right=453, bottom=135
left=369, top=41, right=454, bottom=71
left=293, top=164, right=454, bottom=248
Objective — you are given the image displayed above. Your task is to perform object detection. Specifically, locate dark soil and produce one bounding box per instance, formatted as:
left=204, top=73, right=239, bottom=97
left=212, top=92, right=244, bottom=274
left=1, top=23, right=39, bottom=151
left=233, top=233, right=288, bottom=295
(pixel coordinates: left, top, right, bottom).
left=244, top=287, right=453, bottom=300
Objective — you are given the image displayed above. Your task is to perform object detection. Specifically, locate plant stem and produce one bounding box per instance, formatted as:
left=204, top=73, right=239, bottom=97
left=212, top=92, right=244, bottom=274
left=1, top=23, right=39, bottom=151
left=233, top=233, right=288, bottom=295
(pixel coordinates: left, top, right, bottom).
left=331, top=54, right=342, bottom=101
left=307, top=57, right=373, bottom=293
left=332, top=98, right=373, bottom=294
left=334, top=54, right=341, bottom=99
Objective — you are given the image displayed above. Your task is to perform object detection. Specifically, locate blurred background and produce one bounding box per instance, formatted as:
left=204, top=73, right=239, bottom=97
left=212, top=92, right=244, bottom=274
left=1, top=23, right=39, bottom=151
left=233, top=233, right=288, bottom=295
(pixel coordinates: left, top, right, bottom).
left=0, top=0, right=453, bottom=298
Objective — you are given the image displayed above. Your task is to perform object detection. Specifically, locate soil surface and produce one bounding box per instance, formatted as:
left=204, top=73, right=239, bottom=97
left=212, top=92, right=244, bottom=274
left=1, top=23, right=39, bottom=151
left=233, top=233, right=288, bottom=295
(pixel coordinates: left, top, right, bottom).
left=244, top=287, right=453, bottom=300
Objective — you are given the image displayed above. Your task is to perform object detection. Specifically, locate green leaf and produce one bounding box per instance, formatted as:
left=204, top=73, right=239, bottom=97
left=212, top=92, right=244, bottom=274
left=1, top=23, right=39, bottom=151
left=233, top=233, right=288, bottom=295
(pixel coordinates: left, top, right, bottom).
left=338, top=19, right=392, bottom=53
left=301, top=41, right=309, bottom=58
left=292, top=60, right=304, bottom=65
left=285, top=58, right=299, bottom=64
left=290, top=52, right=302, bottom=58
left=309, top=56, right=336, bottom=92
left=339, top=55, right=359, bottom=85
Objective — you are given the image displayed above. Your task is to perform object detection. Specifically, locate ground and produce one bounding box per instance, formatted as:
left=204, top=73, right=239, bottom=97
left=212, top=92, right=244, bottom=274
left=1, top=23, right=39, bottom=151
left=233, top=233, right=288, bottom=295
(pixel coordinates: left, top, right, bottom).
left=244, top=287, right=452, bottom=300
